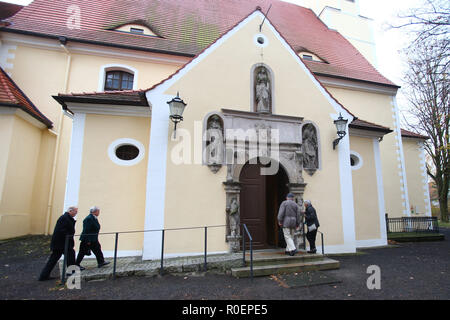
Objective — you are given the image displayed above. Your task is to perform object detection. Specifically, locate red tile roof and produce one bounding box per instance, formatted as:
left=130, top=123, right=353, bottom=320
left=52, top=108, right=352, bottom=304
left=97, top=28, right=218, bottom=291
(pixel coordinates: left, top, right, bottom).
left=1, top=0, right=398, bottom=88
left=401, top=129, right=429, bottom=140
left=350, top=118, right=393, bottom=134
left=0, top=67, right=53, bottom=128
left=54, top=90, right=149, bottom=113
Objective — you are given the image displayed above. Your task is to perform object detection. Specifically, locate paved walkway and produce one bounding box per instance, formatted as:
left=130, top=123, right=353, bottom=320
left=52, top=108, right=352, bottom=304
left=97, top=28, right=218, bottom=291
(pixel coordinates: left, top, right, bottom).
left=0, top=228, right=448, bottom=300
left=62, top=252, right=243, bottom=280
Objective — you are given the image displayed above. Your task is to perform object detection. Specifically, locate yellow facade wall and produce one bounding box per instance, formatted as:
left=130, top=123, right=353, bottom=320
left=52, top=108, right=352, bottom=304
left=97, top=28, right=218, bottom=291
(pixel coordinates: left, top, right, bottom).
left=77, top=114, right=150, bottom=252
left=30, top=130, right=56, bottom=235
left=350, top=136, right=381, bottom=241
left=0, top=115, right=42, bottom=239
left=159, top=14, right=346, bottom=254
left=326, top=87, right=404, bottom=218
left=2, top=37, right=183, bottom=239
left=403, top=138, right=430, bottom=215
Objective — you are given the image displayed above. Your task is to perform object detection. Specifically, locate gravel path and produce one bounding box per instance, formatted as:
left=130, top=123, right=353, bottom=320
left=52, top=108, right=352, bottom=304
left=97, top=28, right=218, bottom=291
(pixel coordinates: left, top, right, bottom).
left=0, top=229, right=448, bottom=300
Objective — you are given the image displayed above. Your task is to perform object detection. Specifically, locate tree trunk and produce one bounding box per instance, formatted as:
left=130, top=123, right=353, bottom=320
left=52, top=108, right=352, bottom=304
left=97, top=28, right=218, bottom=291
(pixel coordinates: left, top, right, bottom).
left=439, top=198, right=449, bottom=222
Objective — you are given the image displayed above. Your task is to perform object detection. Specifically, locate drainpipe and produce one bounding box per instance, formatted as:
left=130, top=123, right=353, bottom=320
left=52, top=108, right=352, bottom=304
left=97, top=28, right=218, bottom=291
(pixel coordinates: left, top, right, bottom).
left=44, top=37, right=72, bottom=235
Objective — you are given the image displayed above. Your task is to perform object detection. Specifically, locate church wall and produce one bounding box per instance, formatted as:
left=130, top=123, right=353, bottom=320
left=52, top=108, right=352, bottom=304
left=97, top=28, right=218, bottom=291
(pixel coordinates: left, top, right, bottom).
left=155, top=14, right=350, bottom=255
left=76, top=114, right=150, bottom=254
left=326, top=87, right=407, bottom=218
left=0, top=36, right=183, bottom=240
left=402, top=138, right=431, bottom=216
left=0, top=115, right=42, bottom=239
left=349, top=135, right=383, bottom=242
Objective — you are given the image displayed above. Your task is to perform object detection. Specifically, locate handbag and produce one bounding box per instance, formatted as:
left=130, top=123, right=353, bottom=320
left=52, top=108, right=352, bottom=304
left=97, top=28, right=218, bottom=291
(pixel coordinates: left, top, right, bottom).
left=308, top=223, right=317, bottom=232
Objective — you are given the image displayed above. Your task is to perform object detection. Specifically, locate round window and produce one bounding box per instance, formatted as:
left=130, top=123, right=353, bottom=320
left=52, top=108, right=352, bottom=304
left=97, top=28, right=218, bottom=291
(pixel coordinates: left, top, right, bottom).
left=254, top=33, right=269, bottom=48
left=350, top=152, right=363, bottom=170
left=108, top=138, right=145, bottom=166
left=115, top=144, right=140, bottom=161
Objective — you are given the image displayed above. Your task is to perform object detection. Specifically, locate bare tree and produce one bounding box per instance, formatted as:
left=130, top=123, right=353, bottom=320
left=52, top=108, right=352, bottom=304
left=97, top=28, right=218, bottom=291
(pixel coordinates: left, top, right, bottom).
left=391, top=0, right=449, bottom=44
left=402, top=38, right=449, bottom=221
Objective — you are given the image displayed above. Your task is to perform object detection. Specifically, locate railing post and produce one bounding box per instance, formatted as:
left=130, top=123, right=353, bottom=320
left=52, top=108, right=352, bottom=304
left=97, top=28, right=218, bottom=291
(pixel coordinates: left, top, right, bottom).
left=61, top=235, right=69, bottom=284
left=113, top=233, right=118, bottom=279
left=250, top=238, right=253, bottom=281
left=204, top=227, right=207, bottom=272
left=242, top=225, right=246, bottom=266
left=160, top=229, right=165, bottom=275
left=385, top=214, right=390, bottom=233
left=321, top=232, right=324, bottom=255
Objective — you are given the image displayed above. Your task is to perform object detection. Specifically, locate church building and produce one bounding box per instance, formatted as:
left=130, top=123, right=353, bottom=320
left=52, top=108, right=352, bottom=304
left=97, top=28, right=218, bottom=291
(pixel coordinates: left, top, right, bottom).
left=0, top=0, right=431, bottom=259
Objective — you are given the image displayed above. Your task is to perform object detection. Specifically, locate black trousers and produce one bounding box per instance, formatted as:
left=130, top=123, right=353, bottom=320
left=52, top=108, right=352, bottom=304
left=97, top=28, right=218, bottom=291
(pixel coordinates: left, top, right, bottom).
left=39, top=248, right=75, bottom=280
left=306, top=229, right=318, bottom=251
left=76, top=241, right=105, bottom=265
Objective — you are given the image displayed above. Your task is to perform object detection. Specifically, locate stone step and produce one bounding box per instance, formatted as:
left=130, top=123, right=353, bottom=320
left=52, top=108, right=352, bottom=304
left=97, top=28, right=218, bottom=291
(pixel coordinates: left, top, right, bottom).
left=231, top=257, right=340, bottom=278
left=244, top=252, right=325, bottom=267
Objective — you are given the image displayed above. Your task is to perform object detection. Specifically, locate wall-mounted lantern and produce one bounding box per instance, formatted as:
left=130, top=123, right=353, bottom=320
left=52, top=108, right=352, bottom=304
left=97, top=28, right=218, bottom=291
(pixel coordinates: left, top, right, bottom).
left=167, top=92, right=187, bottom=138
left=333, top=113, right=348, bottom=149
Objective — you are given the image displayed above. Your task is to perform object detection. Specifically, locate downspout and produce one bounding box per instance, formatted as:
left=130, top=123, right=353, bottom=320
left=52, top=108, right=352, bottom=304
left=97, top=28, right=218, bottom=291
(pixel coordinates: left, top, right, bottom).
left=44, top=37, right=72, bottom=235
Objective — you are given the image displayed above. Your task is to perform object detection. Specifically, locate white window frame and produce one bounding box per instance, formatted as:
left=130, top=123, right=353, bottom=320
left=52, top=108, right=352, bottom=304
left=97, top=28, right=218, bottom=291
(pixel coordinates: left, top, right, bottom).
left=98, top=64, right=139, bottom=91
left=108, top=138, right=145, bottom=166
left=350, top=150, right=363, bottom=170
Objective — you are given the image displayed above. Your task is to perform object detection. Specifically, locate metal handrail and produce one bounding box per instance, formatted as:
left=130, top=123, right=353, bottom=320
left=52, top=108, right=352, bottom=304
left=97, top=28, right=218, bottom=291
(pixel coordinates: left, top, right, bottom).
left=241, top=224, right=254, bottom=281
left=61, top=224, right=226, bottom=284
left=316, top=229, right=325, bottom=255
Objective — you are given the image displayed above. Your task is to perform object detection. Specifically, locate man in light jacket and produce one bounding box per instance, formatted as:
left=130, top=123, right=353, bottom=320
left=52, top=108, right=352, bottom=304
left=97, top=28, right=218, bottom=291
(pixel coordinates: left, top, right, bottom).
left=277, top=193, right=302, bottom=256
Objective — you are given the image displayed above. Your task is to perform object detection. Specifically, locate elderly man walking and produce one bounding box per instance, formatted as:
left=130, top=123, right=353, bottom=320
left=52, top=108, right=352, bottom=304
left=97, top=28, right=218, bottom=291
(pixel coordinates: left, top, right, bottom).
left=278, top=193, right=302, bottom=256
left=38, top=206, right=78, bottom=281
left=75, top=206, right=110, bottom=269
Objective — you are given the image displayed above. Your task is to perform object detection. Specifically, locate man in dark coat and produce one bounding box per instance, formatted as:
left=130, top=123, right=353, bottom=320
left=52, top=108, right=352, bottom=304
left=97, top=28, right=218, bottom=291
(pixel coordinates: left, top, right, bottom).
left=304, top=200, right=320, bottom=253
left=76, top=206, right=109, bottom=268
left=38, top=206, right=78, bottom=281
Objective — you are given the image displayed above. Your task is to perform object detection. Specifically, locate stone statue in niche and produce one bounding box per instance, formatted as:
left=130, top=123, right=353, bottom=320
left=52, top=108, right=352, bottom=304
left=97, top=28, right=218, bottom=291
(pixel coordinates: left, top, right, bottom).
left=205, top=115, right=224, bottom=173
left=228, top=197, right=240, bottom=237
left=302, top=124, right=319, bottom=175
left=254, top=66, right=271, bottom=113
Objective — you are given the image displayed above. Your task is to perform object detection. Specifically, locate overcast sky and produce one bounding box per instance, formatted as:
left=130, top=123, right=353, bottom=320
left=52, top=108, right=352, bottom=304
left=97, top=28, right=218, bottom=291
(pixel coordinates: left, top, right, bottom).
left=3, top=0, right=422, bottom=116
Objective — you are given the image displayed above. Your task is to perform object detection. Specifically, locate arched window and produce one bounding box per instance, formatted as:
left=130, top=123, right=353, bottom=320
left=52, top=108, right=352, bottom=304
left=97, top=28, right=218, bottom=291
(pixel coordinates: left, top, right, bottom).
left=104, top=70, right=134, bottom=91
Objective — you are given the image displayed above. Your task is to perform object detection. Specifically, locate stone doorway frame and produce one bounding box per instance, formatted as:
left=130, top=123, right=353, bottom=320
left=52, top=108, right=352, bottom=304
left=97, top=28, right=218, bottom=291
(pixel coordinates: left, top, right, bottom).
left=224, top=155, right=307, bottom=252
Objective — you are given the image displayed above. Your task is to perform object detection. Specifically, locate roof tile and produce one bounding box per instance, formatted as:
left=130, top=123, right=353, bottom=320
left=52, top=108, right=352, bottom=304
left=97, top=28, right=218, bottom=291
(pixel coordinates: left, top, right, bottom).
left=2, top=0, right=398, bottom=87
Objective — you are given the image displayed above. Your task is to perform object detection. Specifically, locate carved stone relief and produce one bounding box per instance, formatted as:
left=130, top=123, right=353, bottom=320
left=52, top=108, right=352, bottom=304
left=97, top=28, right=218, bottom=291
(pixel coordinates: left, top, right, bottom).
left=205, top=115, right=224, bottom=173
left=302, top=123, right=319, bottom=175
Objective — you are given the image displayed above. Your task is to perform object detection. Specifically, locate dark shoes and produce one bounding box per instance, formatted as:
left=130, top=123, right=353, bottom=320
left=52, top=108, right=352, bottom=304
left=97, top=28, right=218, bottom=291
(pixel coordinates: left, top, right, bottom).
left=78, top=266, right=86, bottom=271
left=98, top=261, right=110, bottom=268
left=286, top=249, right=297, bottom=256
left=307, top=249, right=317, bottom=254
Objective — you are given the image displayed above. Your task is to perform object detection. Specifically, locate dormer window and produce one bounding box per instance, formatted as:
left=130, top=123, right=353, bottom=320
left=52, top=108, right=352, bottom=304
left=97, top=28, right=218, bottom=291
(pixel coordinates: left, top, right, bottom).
left=130, top=27, right=144, bottom=34
left=298, top=51, right=324, bottom=63
left=113, top=23, right=158, bottom=37
left=105, top=71, right=134, bottom=91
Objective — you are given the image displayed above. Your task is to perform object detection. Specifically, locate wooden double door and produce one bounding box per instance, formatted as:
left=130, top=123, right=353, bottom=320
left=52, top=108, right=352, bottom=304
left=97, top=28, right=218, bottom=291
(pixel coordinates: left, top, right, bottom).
left=239, top=161, right=289, bottom=249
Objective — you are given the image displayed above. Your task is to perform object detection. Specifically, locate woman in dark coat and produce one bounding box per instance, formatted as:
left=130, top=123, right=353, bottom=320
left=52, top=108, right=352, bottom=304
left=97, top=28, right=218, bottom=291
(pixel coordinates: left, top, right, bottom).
left=38, top=207, right=77, bottom=281
left=304, top=200, right=320, bottom=254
